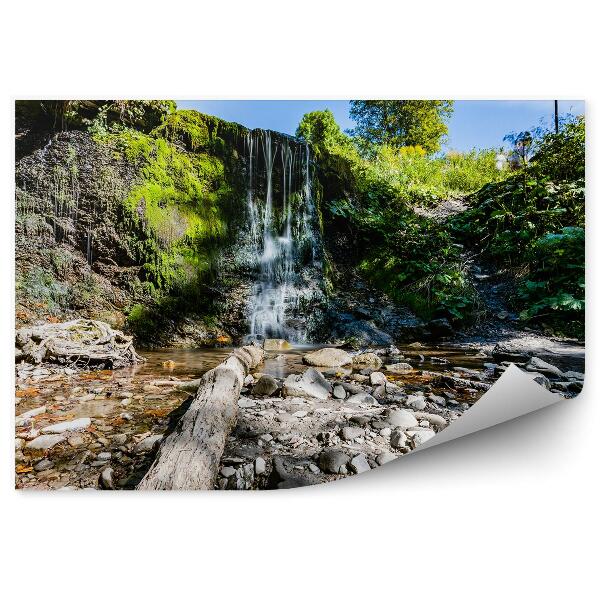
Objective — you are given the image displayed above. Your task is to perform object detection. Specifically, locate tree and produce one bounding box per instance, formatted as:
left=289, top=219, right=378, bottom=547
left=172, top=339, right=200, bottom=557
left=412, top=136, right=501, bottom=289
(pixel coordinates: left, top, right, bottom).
left=348, top=100, right=454, bottom=154
left=296, top=109, right=352, bottom=156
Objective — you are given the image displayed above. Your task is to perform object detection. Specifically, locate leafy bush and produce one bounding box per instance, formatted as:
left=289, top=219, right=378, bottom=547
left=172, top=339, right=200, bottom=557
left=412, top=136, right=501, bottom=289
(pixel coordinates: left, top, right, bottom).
left=518, top=226, right=584, bottom=335
left=451, top=117, right=585, bottom=336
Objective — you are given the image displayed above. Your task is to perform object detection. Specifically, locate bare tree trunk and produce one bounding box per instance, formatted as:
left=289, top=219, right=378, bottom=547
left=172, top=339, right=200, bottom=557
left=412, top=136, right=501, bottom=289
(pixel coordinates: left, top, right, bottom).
left=137, top=344, right=264, bottom=490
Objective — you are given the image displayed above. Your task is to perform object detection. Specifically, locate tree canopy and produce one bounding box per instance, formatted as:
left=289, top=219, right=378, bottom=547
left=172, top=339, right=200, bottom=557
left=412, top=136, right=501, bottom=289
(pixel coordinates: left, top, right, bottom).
left=349, top=100, right=454, bottom=154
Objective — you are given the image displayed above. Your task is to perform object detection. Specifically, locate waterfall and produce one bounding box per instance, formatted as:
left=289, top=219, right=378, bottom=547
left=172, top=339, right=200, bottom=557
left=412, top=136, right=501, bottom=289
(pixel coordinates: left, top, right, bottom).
left=245, top=130, right=321, bottom=343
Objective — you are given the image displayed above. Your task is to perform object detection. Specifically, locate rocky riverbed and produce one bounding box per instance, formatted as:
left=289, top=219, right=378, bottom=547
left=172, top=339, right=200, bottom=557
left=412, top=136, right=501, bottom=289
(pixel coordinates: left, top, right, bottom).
left=15, top=340, right=584, bottom=490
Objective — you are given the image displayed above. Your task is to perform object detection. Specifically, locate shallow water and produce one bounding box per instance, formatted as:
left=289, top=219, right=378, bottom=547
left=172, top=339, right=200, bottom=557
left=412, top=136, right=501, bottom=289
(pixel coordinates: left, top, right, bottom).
left=14, top=341, right=574, bottom=489
left=134, top=343, right=492, bottom=381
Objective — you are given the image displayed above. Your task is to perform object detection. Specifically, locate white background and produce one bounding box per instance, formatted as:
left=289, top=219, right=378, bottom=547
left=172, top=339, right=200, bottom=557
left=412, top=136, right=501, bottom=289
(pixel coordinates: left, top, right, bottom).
left=1, top=1, right=597, bottom=598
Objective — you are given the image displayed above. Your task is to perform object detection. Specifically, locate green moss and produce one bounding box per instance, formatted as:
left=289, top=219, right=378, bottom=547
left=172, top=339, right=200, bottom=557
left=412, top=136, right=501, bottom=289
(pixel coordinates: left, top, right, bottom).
left=152, top=109, right=247, bottom=153
left=97, top=127, right=235, bottom=294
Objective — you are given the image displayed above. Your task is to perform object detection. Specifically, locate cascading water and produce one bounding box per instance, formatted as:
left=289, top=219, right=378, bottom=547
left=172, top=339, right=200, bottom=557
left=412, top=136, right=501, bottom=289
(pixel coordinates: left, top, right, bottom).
left=245, top=130, right=321, bottom=343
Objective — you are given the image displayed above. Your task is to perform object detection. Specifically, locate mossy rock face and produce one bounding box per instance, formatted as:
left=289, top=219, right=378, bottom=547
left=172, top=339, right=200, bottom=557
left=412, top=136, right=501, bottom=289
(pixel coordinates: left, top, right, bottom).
left=15, top=105, right=330, bottom=347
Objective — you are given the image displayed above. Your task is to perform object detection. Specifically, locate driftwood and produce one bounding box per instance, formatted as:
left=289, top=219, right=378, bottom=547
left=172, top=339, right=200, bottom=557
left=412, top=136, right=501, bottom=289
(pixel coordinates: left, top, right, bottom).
left=137, top=344, right=264, bottom=491
left=15, top=318, right=143, bottom=368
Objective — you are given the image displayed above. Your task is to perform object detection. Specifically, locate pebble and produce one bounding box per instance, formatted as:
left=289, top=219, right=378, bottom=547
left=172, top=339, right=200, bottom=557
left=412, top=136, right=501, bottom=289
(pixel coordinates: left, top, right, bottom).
left=428, top=393, right=446, bottom=406
left=133, top=434, right=163, bottom=454
left=292, top=410, right=308, bottom=418
left=410, top=429, right=436, bottom=446
left=99, top=467, right=115, bottom=490
left=254, top=457, right=266, bottom=475
left=318, top=449, right=350, bottom=474
left=386, top=362, right=413, bottom=373
left=376, top=452, right=396, bottom=466
left=41, top=417, right=91, bottom=434
left=253, top=375, right=279, bottom=397
left=350, top=416, right=370, bottom=427
left=97, top=452, right=111, bottom=461
left=111, top=434, right=127, bottom=445
left=332, top=385, right=346, bottom=399
left=405, top=394, right=426, bottom=410
left=15, top=405, right=47, bottom=426
left=238, top=398, right=257, bottom=408
left=414, top=412, right=447, bottom=429
left=386, top=409, right=418, bottom=429
left=390, top=430, right=408, bottom=449
left=349, top=454, right=371, bottom=474
left=15, top=438, right=24, bottom=450
left=220, top=466, right=236, bottom=478
left=34, top=458, right=54, bottom=471
left=68, top=435, right=85, bottom=447
left=350, top=374, right=369, bottom=383
left=370, top=372, right=387, bottom=386
left=346, top=393, right=377, bottom=405
left=341, top=426, right=364, bottom=441
left=26, top=434, right=65, bottom=450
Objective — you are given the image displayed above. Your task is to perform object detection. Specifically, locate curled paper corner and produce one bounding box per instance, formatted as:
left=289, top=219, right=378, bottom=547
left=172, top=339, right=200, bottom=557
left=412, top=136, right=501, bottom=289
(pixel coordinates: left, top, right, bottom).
left=414, top=364, right=578, bottom=453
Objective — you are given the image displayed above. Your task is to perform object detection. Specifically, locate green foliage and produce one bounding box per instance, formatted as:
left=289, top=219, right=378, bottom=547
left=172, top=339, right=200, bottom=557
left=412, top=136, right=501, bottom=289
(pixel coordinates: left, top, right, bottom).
left=358, top=219, right=477, bottom=321
left=349, top=100, right=454, bottom=154
left=368, top=145, right=508, bottom=203
left=16, top=267, right=70, bottom=314
left=297, top=110, right=493, bottom=322
left=126, top=303, right=159, bottom=341
left=16, top=100, right=176, bottom=134
left=297, top=109, right=356, bottom=157
left=533, top=117, right=585, bottom=181
left=451, top=118, right=585, bottom=336
left=517, top=226, right=584, bottom=335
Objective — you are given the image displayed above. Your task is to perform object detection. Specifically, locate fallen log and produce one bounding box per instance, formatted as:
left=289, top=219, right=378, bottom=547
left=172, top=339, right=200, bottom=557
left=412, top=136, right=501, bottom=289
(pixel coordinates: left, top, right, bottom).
left=137, top=344, right=264, bottom=490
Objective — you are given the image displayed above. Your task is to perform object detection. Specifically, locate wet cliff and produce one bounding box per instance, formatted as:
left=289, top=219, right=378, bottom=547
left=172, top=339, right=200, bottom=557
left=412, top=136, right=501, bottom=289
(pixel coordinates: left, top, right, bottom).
left=15, top=102, right=329, bottom=346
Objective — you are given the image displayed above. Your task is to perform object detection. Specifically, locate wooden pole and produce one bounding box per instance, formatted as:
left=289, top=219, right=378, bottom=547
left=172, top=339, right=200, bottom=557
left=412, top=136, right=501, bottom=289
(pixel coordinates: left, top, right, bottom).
left=554, top=100, right=559, bottom=133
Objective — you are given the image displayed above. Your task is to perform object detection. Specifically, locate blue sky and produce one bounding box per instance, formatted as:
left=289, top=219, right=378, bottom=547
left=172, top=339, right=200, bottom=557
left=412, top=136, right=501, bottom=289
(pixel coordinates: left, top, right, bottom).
left=176, top=100, right=584, bottom=153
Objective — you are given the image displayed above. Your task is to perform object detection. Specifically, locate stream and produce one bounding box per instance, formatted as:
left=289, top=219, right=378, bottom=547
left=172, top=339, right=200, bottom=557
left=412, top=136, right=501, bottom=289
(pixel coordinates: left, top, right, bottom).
left=15, top=340, right=583, bottom=490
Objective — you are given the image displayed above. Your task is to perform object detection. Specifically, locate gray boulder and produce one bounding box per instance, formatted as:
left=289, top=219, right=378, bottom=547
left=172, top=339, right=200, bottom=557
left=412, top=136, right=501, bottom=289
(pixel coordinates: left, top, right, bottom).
left=349, top=454, right=371, bottom=474
left=341, top=426, right=364, bottom=441
left=252, top=374, right=279, bottom=396
left=385, top=409, right=418, bottom=429
left=133, top=434, right=163, bottom=454
left=303, top=348, right=352, bottom=367
left=352, top=352, right=383, bottom=369
left=370, top=371, right=387, bottom=386
left=346, top=392, right=378, bottom=405
left=319, top=449, right=351, bottom=474
left=526, top=357, right=564, bottom=378
left=390, top=430, right=408, bottom=449
left=376, top=452, right=396, bottom=466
